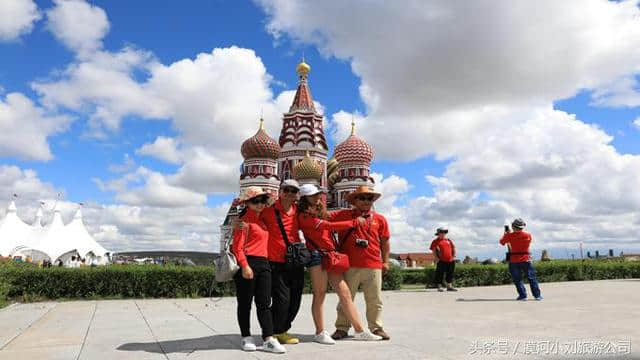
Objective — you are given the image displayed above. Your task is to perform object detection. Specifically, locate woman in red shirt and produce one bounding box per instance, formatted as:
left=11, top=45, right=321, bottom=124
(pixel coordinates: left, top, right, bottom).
left=297, top=184, right=382, bottom=343
left=232, top=187, right=286, bottom=353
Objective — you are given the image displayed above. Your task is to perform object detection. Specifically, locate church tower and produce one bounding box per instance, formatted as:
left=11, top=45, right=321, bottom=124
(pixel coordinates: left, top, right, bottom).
left=278, top=60, right=329, bottom=191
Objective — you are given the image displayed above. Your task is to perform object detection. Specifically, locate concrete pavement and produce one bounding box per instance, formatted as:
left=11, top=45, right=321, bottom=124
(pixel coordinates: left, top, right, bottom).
left=0, top=280, right=638, bottom=359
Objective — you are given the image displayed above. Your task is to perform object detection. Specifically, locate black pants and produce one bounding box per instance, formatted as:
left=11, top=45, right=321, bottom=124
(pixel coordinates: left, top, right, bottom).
left=270, top=261, right=305, bottom=334
left=435, top=260, right=455, bottom=285
left=234, top=256, right=273, bottom=338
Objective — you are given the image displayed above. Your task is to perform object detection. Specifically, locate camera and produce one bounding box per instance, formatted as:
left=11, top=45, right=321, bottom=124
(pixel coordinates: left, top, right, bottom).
left=355, top=239, right=369, bottom=248
left=504, top=225, right=511, bottom=233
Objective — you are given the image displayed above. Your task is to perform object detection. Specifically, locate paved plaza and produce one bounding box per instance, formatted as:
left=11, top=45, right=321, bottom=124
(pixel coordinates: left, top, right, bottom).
left=0, top=280, right=638, bottom=360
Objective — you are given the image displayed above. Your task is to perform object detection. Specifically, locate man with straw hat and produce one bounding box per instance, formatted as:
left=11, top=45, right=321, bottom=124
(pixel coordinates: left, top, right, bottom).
left=329, top=185, right=392, bottom=341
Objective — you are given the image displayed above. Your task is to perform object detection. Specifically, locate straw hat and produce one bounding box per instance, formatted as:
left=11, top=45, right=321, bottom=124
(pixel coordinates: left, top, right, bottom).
left=238, top=186, right=274, bottom=205
left=345, top=185, right=381, bottom=204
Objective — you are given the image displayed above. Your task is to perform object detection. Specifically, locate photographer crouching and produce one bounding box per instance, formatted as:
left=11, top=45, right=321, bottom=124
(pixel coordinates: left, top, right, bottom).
left=500, top=218, right=543, bottom=301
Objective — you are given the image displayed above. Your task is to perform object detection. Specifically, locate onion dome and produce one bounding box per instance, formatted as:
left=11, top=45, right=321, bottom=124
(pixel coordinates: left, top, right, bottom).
left=296, top=60, right=311, bottom=77
left=327, top=157, right=340, bottom=186
left=293, top=151, right=323, bottom=180
left=241, top=118, right=281, bottom=160
left=334, top=120, right=374, bottom=165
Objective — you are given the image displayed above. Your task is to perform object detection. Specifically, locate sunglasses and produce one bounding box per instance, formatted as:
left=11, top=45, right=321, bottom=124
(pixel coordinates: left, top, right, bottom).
left=355, top=196, right=375, bottom=202
left=248, top=196, right=269, bottom=205
left=438, top=230, right=448, bottom=234
left=282, top=187, right=299, bottom=194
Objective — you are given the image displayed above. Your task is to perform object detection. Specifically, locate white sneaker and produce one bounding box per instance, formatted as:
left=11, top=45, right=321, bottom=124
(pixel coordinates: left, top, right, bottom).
left=313, top=330, right=336, bottom=345
left=241, top=336, right=256, bottom=351
left=352, top=330, right=383, bottom=341
left=263, top=337, right=287, bottom=354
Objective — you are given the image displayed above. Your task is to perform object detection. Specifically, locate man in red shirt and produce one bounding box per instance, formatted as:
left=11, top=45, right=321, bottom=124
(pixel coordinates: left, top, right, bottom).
left=329, top=186, right=391, bottom=341
left=259, top=179, right=304, bottom=344
left=430, top=227, right=457, bottom=292
left=500, top=218, right=542, bottom=301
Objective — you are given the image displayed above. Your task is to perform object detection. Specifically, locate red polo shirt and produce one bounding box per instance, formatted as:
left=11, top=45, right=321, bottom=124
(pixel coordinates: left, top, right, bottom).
left=500, top=231, right=532, bottom=263
left=330, top=209, right=390, bottom=269
left=298, top=213, right=357, bottom=251
left=430, top=238, right=455, bottom=262
left=232, top=209, right=269, bottom=268
left=261, top=200, right=300, bottom=263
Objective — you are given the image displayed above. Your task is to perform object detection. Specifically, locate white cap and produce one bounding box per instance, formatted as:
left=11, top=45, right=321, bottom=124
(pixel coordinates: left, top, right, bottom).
left=280, top=179, right=300, bottom=190
left=299, top=184, right=321, bottom=197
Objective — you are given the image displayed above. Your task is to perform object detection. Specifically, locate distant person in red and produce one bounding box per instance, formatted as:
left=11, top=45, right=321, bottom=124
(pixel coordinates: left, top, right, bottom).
left=329, top=186, right=391, bottom=341
left=500, top=218, right=542, bottom=301
left=231, top=186, right=286, bottom=354
left=430, top=227, right=457, bottom=292
left=297, top=184, right=382, bottom=344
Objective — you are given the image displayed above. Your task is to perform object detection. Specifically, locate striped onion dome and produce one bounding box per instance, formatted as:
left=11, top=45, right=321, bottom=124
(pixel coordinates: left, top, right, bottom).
left=327, top=157, right=340, bottom=186
left=241, top=118, right=281, bottom=160
left=293, top=152, right=323, bottom=180
left=334, top=121, right=373, bottom=165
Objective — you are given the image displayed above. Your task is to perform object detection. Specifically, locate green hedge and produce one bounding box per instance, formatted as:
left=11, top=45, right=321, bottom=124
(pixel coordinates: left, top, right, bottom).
left=0, top=262, right=403, bottom=303
left=419, top=260, right=640, bottom=288
left=2, top=260, right=637, bottom=304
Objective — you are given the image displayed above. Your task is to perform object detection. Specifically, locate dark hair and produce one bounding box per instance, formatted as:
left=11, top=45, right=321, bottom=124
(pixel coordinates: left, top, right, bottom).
left=298, top=196, right=328, bottom=219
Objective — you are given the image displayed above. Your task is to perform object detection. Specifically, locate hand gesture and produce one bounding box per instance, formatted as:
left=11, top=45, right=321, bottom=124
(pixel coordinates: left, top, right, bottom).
left=241, top=266, right=254, bottom=279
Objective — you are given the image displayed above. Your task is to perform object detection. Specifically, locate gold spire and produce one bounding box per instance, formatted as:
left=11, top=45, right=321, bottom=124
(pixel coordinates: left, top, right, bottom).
left=259, top=117, right=264, bottom=130
left=350, top=117, right=356, bottom=136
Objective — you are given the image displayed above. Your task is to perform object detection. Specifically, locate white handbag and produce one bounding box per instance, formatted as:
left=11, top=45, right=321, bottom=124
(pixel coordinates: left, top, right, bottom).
left=215, top=231, right=240, bottom=282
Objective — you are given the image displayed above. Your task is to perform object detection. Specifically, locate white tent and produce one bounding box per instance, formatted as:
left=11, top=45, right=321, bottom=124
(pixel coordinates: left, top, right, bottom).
left=65, top=209, right=110, bottom=263
left=0, top=201, right=32, bottom=256
left=1, top=202, right=111, bottom=264
left=29, top=204, right=78, bottom=263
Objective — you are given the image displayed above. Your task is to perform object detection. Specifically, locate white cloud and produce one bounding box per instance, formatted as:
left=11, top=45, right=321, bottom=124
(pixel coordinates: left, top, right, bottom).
left=591, top=76, right=640, bottom=108
left=0, top=0, right=41, bottom=41
left=0, top=92, right=72, bottom=161
left=259, top=0, right=640, bottom=160
left=33, top=44, right=315, bottom=195
left=136, top=137, right=183, bottom=164
left=96, top=167, right=207, bottom=208
left=633, top=117, right=640, bottom=130
left=46, top=0, right=110, bottom=56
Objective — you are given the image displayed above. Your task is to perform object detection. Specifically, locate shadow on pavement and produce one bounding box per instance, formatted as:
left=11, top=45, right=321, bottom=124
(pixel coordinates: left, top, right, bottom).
left=118, top=334, right=242, bottom=353
left=456, top=298, right=516, bottom=302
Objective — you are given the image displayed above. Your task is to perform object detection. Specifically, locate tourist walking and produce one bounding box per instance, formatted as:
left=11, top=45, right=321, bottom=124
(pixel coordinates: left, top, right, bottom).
left=500, top=218, right=543, bottom=301
left=260, top=179, right=305, bottom=345
left=297, top=184, right=382, bottom=344
left=430, top=227, right=457, bottom=292
left=329, top=186, right=392, bottom=341
left=231, top=186, right=286, bottom=353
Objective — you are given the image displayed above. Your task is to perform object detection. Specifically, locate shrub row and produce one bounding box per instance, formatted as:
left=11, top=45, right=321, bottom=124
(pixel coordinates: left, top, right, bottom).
left=2, top=260, right=637, bottom=304
left=0, top=262, right=404, bottom=303
left=416, top=260, right=640, bottom=287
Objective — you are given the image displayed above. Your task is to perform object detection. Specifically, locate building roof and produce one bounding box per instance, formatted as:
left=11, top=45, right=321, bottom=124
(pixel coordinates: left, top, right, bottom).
left=240, top=118, right=281, bottom=160
left=334, top=121, right=374, bottom=165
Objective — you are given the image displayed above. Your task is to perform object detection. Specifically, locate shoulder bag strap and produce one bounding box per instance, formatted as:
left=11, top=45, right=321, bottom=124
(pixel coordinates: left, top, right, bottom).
left=274, top=209, right=291, bottom=246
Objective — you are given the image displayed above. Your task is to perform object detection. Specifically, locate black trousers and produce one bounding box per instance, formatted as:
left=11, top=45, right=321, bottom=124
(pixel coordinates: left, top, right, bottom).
left=435, top=260, right=455, bottom=285
left=270, top=261, right=305, bottom=334
left=234, top=256, right=273, bottom=338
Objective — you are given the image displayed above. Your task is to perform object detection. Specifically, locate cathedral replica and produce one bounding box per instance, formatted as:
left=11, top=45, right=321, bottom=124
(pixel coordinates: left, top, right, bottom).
left=219, top=60, right=376, bottom=250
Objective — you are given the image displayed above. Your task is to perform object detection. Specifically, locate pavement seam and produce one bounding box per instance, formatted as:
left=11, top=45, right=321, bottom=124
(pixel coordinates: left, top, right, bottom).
left=134, top=300, right=170, bottom=360
left=75, top=300, right=97, bottom=360
left=171, top=300, right=262, bottom=360
left=0, top=302, right=57, bottom=351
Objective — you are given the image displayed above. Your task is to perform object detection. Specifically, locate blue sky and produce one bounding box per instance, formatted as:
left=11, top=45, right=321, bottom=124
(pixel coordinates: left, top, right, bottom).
left=2, top=0, right=640, bottom=259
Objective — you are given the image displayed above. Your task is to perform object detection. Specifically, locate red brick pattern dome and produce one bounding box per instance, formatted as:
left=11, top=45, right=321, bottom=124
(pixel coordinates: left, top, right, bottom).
left=241, top=121, right=281, bottom=160
left=334, top=134, right=373, bottom=165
